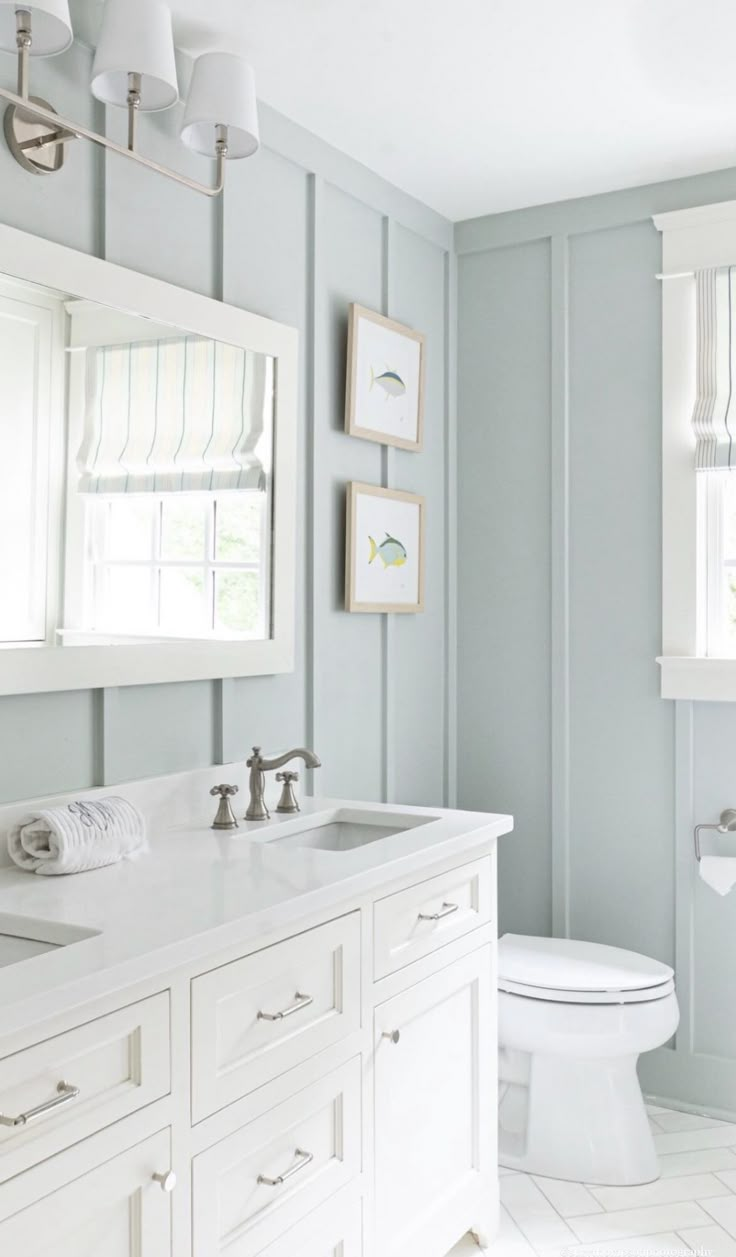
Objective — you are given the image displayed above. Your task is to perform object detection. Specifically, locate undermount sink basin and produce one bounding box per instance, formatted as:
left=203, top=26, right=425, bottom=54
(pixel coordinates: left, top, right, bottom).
left=0, top=914, right=98, bottom=969
left=265, top=808, right=437, bottom=853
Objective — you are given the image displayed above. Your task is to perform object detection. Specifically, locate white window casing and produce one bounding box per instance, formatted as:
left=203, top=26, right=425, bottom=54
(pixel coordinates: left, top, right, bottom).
left=655, top=199, right=736, bottom=700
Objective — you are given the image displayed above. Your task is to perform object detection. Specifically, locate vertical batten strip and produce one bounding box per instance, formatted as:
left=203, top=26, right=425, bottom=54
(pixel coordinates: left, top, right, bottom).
left=550, top=234, right=572, bottom=937
left=212, top=157, right=227, bottom=756
left=97, top=686, right=120, bottom=786
left=444, top=247, right=458, bottom=808
left=213, top=187, right=225, bottom=305
left=382, top=215, right=396, bottom=804
left=674, top=699, right=695, bottom=1054
left=93, top=97, right=107, bottom=264
left=305, top=174, right=323, bottom=792
left=213, top=679, right=232, bottom=764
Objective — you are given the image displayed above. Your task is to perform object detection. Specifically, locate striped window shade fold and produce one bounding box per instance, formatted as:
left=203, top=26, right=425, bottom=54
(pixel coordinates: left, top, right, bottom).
left=693, top=267, right=736, bottom=471
left=77, top=336, right=272, bottom=494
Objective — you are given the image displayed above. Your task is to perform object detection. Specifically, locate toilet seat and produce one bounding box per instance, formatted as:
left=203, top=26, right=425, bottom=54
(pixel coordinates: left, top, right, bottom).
left=499, top=933, right=674, bottom=1005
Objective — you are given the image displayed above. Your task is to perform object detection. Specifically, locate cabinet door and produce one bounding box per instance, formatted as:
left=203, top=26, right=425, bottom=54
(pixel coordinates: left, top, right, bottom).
left=374, top=947, right=494, bottom=1257
left=0, top=1130, right=172, bottom=1257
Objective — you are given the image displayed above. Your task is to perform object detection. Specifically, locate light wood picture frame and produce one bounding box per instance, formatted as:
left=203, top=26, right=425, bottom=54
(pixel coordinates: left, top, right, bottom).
left=346, top=482, right=426, bottom=613
left=345, top=303, right=426, bottom=451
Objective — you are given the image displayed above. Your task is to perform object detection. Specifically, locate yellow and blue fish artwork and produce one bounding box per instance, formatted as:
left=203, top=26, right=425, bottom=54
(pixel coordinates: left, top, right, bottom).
left=369, top=365, right=406, bottom=399
left=368, top=533, right=407, bottom=568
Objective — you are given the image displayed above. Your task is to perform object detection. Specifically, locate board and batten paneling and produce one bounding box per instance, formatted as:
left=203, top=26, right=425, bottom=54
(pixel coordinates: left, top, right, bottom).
left=0, top=41, right=454, bottom=809
left=457, top=239, right=552, bottom=938
left=456, top=169, right=736, bottom=1115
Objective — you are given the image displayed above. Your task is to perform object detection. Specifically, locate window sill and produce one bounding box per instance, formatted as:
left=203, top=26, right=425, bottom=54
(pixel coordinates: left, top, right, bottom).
left=58, top=629, right=259, bottom=647
left=658, top=656, right=736, bottom=701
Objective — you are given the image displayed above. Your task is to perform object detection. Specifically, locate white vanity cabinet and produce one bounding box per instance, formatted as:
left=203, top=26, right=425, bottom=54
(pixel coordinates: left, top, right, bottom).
left=374, top=947, right=495, bottom=1257
left=0, top=846, right=500, bottom=1257
left=0, top=1129, right=173, bottom=1256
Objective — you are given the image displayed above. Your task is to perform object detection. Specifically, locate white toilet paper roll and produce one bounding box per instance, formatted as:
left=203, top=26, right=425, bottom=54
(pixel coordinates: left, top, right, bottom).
left=699, top=856, right=736, bottom=896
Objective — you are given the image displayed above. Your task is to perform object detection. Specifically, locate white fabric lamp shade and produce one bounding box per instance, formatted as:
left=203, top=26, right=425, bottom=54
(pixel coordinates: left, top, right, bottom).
left=0, top=0, right=72, bottom=55
left=91, top=0, right=178, bottom=111
left=181, top=53, right=259, bottom=160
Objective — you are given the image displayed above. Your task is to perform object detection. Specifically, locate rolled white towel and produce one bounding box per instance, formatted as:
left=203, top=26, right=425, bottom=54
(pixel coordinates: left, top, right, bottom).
left=699, top=855, right=736, bottom=897
left=8, top=797, right=147, bottom=876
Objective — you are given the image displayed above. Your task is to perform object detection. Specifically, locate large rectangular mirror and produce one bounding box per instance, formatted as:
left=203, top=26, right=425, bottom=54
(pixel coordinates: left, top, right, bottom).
left=0, top=225, right=297, bottom=694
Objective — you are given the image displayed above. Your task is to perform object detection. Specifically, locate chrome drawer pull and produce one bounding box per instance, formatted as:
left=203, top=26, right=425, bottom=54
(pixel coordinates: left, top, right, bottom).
left=0, top=1081, right=80, bottom=1128
left=257, top=1147, right=314, bottom=1187
left=418, top=901, right=460, bottom=922
left=257, top=992, right=313, bottom=1022
left=382, top=1029, right=401, bottom=1044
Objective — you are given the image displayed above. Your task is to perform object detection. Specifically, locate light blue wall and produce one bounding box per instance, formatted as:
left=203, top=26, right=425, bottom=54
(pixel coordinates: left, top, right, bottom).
left=457, top=169, right=736, bottom=1116
left=0, top=39, right=455, bottom=808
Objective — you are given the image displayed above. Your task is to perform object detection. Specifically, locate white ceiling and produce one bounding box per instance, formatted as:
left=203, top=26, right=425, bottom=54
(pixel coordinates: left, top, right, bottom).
left=73, top=0, right=736, bottom=222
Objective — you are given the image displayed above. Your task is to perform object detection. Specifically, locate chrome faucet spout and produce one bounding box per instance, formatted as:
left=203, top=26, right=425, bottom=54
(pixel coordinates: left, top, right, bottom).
left=245, top=746, right=321, bottom=820
left=254, top=748, right=322, bottom=773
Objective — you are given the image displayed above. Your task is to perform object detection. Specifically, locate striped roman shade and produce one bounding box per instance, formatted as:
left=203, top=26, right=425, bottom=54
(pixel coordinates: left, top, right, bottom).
left=77, top=336, right=271, bottom=494
left=692, top=267, right=736, bottom=471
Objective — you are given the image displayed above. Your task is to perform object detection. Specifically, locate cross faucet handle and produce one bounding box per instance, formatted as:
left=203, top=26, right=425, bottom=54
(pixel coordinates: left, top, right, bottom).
left=275, top=771, right=301, bottom=814
left=209, top=784, right=239, bottom=831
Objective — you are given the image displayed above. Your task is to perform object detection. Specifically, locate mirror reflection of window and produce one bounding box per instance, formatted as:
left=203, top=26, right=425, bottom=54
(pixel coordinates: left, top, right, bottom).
left=68, top=327, right=274, bottom=643
left=0, top=277, right=276, bottom=649
left=83, top=493, right=269, bottom=640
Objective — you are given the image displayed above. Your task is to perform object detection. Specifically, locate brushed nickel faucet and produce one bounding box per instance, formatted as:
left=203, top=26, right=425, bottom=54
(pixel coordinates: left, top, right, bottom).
left=245, top=746, right=321, bottom=821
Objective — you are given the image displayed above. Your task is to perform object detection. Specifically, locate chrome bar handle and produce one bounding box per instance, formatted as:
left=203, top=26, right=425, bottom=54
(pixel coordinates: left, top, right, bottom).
left=418, top=901, right=460, bottom=922
left=257, top=992, right=313, bottom=1022
left=0, top=1081, right=79, bottom=1128
left=257, top=1147, right=313, bottom=1187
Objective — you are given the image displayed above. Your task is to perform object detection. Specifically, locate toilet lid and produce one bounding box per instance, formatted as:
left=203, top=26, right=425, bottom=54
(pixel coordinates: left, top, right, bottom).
left=498, top=934, right=674, bottom=1003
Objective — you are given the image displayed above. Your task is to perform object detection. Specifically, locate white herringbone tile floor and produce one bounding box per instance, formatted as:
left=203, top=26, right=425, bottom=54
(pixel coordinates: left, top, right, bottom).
left=450, top=1106, right=736, bottom=1257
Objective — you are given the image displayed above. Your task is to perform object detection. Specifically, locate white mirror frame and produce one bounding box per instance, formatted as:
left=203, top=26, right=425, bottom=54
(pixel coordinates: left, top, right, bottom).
left=0, top=223, right=298, bottom=695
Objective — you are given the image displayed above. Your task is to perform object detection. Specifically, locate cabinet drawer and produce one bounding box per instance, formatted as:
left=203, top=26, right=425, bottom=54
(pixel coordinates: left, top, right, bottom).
left=373, top=858, right=492, bottom=979
left=255, top=1185, right=362, bottom=1257
left=191, top=913, right=360, bottom=1122
left=193, top=1057, right=361, bottom=1257
left=0, top=1128, right=173, bottom=1255
left=0, top=993, right=170, bottom=1183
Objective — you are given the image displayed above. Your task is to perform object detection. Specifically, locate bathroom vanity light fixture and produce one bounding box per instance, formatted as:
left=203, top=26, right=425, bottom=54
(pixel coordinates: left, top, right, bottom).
left=0, top=0, right=259, bottom=195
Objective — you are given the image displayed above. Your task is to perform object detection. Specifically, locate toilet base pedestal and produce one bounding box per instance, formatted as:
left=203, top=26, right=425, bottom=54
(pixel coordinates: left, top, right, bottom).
left=499, top=1051, right=659, bottom=1186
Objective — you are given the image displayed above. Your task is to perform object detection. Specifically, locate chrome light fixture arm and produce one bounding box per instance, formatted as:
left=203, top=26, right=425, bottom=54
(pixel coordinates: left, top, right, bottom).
left=0, top=82, right=228, bottom=195
left=0, top=5, right=251, bottom=197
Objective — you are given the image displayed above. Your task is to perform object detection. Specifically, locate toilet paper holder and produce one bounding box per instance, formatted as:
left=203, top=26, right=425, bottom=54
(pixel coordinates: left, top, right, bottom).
left=694, top=808, right=736, bottom=861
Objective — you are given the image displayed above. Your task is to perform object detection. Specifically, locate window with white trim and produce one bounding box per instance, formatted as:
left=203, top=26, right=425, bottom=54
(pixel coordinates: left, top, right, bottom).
left=655, top=201, right=736, bottom=698
left=700, top=474, right=736, bottom=658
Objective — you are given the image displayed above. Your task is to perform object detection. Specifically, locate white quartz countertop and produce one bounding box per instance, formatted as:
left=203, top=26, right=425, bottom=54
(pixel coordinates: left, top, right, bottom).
left=0, top=793, right=512, bottom=1037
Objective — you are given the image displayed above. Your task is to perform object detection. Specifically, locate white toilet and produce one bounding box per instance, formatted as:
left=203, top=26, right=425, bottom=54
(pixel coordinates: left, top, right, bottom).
left=498, top=934, right=679, bottom=1186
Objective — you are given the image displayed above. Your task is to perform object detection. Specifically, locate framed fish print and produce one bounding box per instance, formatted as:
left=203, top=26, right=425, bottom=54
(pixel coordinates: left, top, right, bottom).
left=345, top=303, right=426, bottom=452
left=346, top=482, right=425, bottom=613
